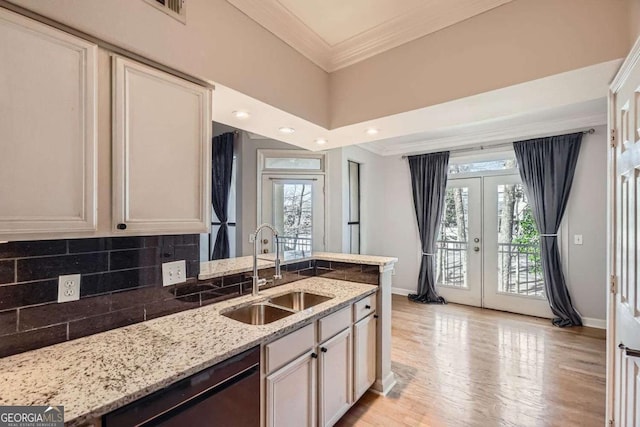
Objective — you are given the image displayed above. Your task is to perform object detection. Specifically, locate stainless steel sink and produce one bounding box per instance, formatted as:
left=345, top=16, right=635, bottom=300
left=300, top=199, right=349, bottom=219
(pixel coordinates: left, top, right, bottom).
left=269, top=291, right=332, bottom=311
left=222, top=303, right=294, bottom=325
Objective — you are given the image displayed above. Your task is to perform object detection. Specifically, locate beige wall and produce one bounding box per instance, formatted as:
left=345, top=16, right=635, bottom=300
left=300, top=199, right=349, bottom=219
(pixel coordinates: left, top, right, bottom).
left=630, top=0, right=640, bottom=46
left=329, top=0, right=630, bottom=128
left=4, top=0, right=330, bottom=127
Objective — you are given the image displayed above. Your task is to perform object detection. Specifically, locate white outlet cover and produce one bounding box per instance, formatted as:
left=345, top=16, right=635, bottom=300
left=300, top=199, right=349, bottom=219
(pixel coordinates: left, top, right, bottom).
left=574, top=234, right=584, bottom=245
left=58, top=274, right=81, bottom=303
left=162, top=260, right=187, bottom=287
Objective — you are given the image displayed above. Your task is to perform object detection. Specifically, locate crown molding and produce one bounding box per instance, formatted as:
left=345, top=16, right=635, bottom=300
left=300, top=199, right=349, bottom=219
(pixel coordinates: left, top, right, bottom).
left=362, top=113, right=607, bottom=157
left=227, top=0, right=513, bottom=72
left=329, top=0, right=513, bottom=71
left=227, top=0, right=331, bottom=70
left=610, top=34, right=640, bottom=92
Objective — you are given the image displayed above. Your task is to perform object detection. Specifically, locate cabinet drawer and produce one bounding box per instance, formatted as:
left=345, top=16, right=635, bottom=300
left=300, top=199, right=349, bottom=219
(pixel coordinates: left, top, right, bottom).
left=265, top=323, right=315, bottom=373
left=318, top=307, right=351, bottom=343
left=353, top=294, right=376, bottom=322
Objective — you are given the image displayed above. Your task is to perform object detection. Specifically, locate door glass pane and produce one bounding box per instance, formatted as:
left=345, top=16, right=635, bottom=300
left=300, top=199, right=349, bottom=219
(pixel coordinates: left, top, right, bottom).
left=273, top=182, right=313, bottom=252
left=265, top=157, right=322, bottom=170
left=449, top=159, right=516, bottom=175
left=497, top=184, right=545, bottom=297
left=437, top=187, right=469, bottom=288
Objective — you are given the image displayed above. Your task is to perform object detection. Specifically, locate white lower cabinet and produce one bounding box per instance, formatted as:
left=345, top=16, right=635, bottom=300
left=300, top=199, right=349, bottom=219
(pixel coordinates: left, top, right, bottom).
left=264, top=293, right=377, bottom=427
left=266, top=350, right=317, bottom=427
left=353, top=313, right=377, bottom=402
left=318, top=328, right=352, bottom=427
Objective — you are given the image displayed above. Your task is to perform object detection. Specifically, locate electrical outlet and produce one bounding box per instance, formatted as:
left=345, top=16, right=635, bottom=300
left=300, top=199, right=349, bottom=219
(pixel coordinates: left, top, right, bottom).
left=249, top=233, right=256, bottom=243
left=574, top=234, right=583, bottom=245
left=162, top=260, right=187, bottom=287
left=58, top=274, right=81, bottom=303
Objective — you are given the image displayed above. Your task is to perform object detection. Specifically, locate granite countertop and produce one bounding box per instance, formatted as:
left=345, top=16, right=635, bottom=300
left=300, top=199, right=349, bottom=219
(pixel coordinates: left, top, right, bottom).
left=0, top=277, right=377, bottom=426
left=199, top=251, right=398, bottom=280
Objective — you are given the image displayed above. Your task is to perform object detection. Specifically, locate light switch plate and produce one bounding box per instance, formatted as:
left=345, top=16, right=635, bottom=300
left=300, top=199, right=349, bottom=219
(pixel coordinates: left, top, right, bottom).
left=162, top=260, right=187, bottom=287
left=58, top=274, right=81, bottom=303
left=574, top=234, right=583, bottom=245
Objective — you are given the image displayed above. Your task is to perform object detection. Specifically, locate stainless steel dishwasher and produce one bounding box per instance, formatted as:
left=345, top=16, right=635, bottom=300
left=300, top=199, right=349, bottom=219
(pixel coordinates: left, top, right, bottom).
left=103, top=346, right=260, bottom=426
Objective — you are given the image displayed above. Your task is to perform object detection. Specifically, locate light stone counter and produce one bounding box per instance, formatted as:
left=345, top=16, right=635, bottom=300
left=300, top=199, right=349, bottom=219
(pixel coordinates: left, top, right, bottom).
left=0, top=278, right=377, bottom=426
left=198, top=252, right=398, bottom=280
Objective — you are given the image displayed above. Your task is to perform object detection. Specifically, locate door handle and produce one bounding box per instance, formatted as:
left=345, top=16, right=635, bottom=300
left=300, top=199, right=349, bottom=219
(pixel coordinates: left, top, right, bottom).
left=473, top=246, right=480, bottom=252
left=619, top=343, right=640, bottom=358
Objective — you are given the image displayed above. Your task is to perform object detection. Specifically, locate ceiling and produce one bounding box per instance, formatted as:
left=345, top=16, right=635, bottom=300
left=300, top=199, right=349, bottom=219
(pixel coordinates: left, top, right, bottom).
left=226, top=0, right=514, bottom=71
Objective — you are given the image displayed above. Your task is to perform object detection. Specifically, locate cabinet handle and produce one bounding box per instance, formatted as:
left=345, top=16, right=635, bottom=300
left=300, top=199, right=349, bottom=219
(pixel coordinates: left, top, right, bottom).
left=365, top=305, right=371, bottom=309
left=320, top=347, right=327, bottom=353
left=311, top=352, right=318, bottom=359
left=117, top=223, right=127, bottom=230
left=374, top=314, right=379, bottom=319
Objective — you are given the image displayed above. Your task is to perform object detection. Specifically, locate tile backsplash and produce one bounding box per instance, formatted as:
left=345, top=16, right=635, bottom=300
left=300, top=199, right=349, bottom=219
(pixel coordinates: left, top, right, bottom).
left=0, top=235, right=200, bottom=357
left=0, top=240, right=381, bottom=359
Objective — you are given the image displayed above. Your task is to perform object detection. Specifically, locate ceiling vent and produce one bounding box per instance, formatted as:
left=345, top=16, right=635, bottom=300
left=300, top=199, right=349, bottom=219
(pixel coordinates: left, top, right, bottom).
left=145, top=0, right=186, bottom=23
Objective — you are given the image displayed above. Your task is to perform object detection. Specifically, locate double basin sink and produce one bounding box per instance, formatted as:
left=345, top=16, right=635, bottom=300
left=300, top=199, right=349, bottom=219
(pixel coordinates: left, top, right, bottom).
left=223, top=291, right=333, bottom=325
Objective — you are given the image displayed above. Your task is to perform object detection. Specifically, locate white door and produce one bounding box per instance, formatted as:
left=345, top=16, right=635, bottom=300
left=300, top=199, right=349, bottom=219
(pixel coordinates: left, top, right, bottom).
left=609, top=38, right=640, bottom=427
left=435, top=178, right=482, bottom=306
left=318, top=328, right=352, bottom=427
left=112, top=56, right=211, bottom=234
left=266, top=350, right=317, bottom=427
left=437, top=174, right=552, bottom=318
left=261, top=175, right=325, bottom=253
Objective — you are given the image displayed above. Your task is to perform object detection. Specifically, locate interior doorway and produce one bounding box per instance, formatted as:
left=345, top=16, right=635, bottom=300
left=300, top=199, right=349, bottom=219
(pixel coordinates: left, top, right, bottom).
left=435, top=160, right=552, bottom=318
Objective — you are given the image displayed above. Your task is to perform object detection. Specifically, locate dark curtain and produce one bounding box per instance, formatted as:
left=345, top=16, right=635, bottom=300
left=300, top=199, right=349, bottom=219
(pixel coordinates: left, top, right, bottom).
left=407, top=151, right=450, bottom=304
left=513, top=132, right=583, bottom=327
left=211, top=132, right=235, bottom=260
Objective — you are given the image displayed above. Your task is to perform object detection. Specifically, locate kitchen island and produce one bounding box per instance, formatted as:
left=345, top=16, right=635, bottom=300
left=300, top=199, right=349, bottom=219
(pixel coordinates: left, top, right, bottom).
left=0, top=253, right=397, bottom=426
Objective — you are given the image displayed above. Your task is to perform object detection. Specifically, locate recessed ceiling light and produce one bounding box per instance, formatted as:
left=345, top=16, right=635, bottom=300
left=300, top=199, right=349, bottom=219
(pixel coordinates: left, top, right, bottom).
left=279, top=127, right=295, bottom=134
left=315, top=138, right=327, bottom=145
left=365, top=127, right=379, bottom=135
left=232, top=110, right=250, bottom=119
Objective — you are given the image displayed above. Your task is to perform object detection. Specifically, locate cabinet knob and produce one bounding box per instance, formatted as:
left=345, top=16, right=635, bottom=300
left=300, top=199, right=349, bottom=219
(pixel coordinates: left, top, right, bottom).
left=311, top=352, right=318, bottom=359
left=320, top=347, right=327, bottom=353
left=117, top=223, right=127, bottom=230
left=374, top=314, right=379, bottom=319
left=365, top=305, right=371, bottom=309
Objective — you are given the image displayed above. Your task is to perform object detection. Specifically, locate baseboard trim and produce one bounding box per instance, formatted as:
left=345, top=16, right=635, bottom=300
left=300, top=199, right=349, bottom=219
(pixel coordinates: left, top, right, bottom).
left=393, top=287, right=606, bottom=330
left=391, top=287, right=412, bottom=296
left=582, top=317, right=606, bottom=330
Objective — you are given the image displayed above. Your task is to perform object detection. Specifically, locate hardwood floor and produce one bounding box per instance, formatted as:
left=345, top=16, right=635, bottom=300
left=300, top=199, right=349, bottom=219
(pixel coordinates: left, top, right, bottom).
left=337, top=295, right=607, bottom=427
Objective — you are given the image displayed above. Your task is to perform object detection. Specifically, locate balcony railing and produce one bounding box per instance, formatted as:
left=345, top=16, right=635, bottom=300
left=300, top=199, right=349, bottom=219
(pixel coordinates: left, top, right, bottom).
left=435, top=240, right=545, bottom=298
left=498, top=242, right=544, bottom=297
left=279, top=235, right=312, bottom=253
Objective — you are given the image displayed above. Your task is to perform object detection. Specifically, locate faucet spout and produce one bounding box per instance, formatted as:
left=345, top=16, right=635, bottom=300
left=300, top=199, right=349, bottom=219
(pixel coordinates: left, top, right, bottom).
left=252, top=223, right=281, bottom=296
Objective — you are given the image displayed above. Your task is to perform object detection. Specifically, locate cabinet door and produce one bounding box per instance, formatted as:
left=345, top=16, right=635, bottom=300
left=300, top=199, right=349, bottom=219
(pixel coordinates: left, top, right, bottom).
left=353, top=314, right=377, bottom=401
left=266, top=350, right=317, bottom=427
left=318, top=328, right=352, bottom=427
left=0, top=9, right=97, bottom=237
left=112, top=56, right=211, bottom=234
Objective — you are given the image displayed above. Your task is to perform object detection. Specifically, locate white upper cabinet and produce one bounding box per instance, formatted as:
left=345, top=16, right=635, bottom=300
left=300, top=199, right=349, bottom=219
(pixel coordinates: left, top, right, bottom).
left=112, top=56, right=212, bottom=234
left=0, top=8, right=98, bottom=237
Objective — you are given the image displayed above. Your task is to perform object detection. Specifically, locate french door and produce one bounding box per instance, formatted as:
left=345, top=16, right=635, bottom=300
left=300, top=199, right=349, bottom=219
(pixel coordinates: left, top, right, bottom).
left=435, top=174, right=552, bottom=318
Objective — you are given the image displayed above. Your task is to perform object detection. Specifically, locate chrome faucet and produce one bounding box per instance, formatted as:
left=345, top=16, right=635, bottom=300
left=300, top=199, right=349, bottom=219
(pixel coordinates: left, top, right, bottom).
left=252, top=223, right=282, bottom=296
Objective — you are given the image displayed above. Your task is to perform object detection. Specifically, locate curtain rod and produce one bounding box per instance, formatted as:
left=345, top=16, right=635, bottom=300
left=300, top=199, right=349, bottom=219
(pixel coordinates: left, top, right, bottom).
left=400, top=128, right=595, bottom=159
